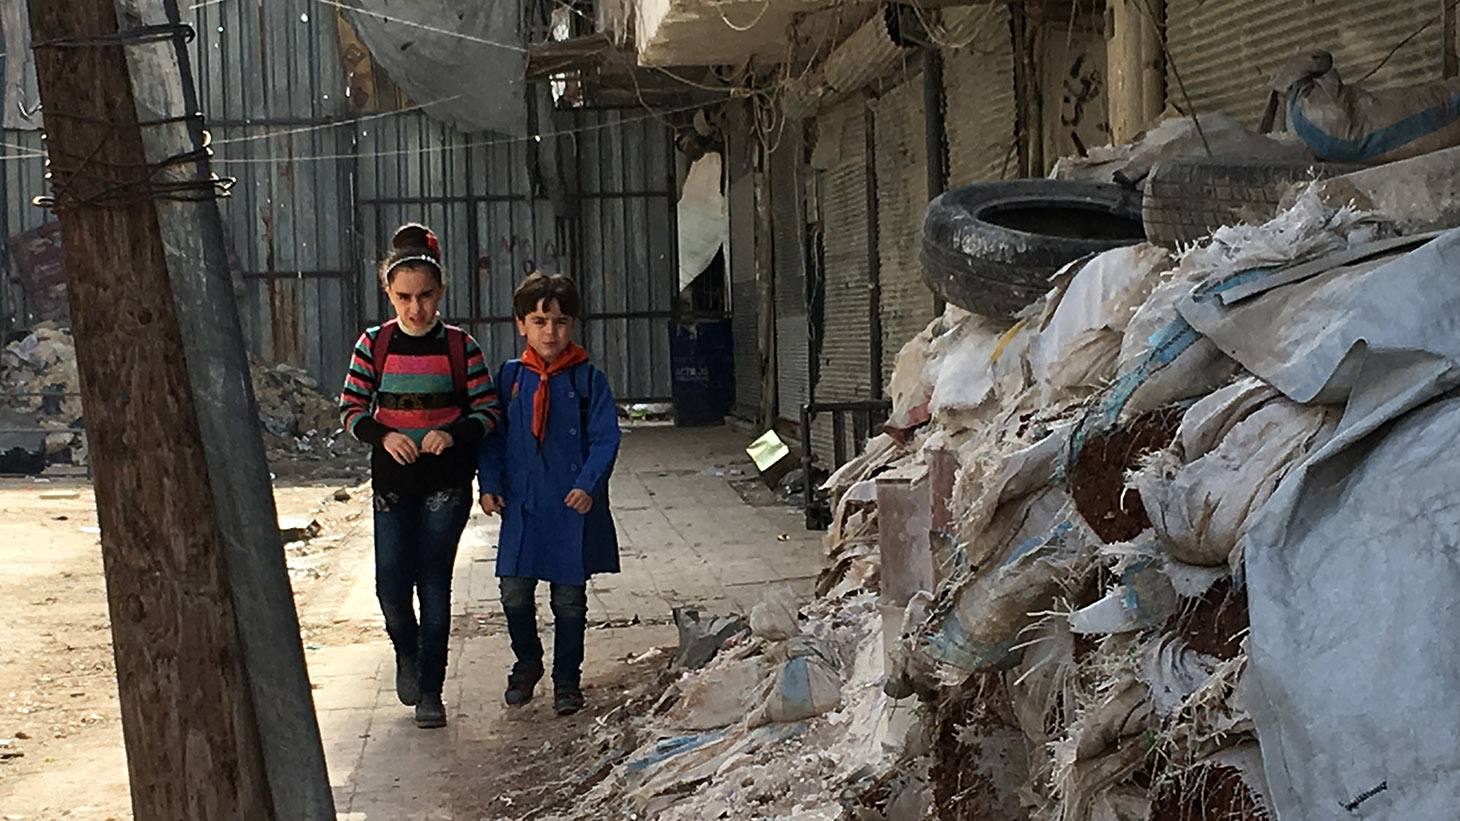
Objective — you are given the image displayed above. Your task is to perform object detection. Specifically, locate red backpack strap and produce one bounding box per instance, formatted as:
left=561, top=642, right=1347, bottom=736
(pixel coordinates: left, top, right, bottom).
left=371, top=319, right=398, bottom=389
left=444, top=323, right=468, bottom=396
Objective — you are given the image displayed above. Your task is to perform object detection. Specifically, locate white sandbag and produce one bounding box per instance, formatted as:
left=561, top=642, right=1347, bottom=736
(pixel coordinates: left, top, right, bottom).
left=1052, top=114, right=1313, bottom=184
left=1031, top=244, right=1174, bottom=397
left=751, top=640, right=843, bottom=726
left=1136, top=399, right=1332, bottom=567
left=886, top=316, right=940, bottom=424
left=666, top=657, right=776, bottom=731
left=1280, top=53, right=1460, bottom=164
left=928, top=316, right=1005, bottom=421
left=919, top=489, right=1099, bottom=676
left=1174, top=376, right=1279, bottom=461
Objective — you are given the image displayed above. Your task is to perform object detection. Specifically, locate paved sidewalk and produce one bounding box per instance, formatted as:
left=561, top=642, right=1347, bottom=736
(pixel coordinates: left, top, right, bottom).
left=307, top=424, right=822, bottom=818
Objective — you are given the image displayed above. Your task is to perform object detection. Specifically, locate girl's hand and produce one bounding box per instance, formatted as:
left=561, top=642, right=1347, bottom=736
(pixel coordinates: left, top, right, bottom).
left=564, top=489, right=593, bottom=514
left=421, top=429, right=454, bottom=455
left=382, top=432, right=419, bottom=465
left=479, top=493, right=504, bottom=516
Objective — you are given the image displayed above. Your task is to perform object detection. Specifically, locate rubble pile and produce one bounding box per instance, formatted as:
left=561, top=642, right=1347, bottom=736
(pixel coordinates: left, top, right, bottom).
left=566, top=168, right=1460, bottom=819
left=0, top=326, right=364, bottom=470
left=247, top=355, right=366, bottom=462
left=2, top=324, right=85, bottom=468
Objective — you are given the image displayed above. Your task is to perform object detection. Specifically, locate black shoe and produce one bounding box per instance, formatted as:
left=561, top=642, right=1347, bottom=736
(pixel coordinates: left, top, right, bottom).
left=504, top=664, right=543, bottom=707
left=414, top=693, right=446, bottom=729
left=395, top=653, right=419, bottom=706
left=554, top=682, right=585, bottom=716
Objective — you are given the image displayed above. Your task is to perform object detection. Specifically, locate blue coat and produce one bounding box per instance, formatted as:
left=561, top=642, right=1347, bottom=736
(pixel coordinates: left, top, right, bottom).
left=477, top=359, right=621, bottom=585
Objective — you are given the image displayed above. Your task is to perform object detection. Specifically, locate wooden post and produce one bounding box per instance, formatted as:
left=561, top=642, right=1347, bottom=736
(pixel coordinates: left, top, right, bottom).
left=1108, top=0, right=1166, bottom=143
left=27, top=1, right=333, bottom=817
left=754, top=140, right=779, bottom=429
left=1444, top=0, right=1458, bottom=79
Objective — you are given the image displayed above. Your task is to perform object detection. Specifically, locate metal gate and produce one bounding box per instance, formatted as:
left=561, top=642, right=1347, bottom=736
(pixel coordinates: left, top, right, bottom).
left=354, top=109, right=677, bottom=403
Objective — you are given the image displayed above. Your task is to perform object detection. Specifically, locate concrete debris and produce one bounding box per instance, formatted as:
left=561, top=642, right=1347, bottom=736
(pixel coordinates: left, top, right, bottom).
left=0, top=325, right=366, bottom=470
left=278, top=516, right=323, bottom=543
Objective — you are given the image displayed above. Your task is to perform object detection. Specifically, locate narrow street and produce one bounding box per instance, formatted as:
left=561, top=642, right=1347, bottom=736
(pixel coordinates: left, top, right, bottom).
left=0, top=425, right=821, bottom=819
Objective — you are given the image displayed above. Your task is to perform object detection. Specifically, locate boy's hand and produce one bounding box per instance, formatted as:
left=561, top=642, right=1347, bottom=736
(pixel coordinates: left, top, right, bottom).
left=479, top=493, right=504, bottom=516
left=382, top=432, right=419, bottom=465
left=564, top=489, right=593, bottom=514
left=420, top=430, right=454, bottom=455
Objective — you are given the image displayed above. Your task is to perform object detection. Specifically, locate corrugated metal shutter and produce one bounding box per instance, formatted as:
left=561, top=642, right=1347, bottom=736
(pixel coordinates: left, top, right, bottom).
left=873, top=74, right=935, bottom=388
left=812, top=97, right=873, bottom=461
left=770, top=126, right=810, bottom=426
left=942, top=5, right=1018, bottom=187
left=727, top=105, right=761, bottom=420
left=1166, top=0, right=1443, bottom=127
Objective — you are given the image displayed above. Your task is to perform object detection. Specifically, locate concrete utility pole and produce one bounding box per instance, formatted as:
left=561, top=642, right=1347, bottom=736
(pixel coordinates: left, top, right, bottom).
left=26, top=0, right=334, bottom=818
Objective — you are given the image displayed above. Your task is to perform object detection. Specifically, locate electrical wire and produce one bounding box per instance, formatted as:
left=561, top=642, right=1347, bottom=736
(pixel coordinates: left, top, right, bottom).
left=211, top=100, right=710, bottom=164
left=716, top=0, right=774, bottom=33
left=210, top=94, right=465, bottom=145
left=1354, top=0, right=1460, bottom=84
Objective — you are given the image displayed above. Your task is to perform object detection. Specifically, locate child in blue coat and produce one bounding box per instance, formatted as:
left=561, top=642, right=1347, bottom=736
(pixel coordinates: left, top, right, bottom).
left=477, top=272, right=621, bottom=715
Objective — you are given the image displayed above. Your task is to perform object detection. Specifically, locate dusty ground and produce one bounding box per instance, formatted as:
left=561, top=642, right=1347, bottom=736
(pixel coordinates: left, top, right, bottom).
left=0, top=472, right=672, bottom=821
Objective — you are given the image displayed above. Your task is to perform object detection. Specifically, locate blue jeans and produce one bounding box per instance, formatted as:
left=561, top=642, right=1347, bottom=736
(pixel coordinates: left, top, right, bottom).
left=499, top=576, right=588, bottom=686
left=373, top=486, right=471, bottom=695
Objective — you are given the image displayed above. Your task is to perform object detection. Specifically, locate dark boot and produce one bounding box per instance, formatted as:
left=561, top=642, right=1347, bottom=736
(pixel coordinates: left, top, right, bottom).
left=504, top=663, right=543, bottom=707
left=415, top=693, right=446, bottom=729
left=553, top=681, right=585, bottom=716
left=395, top=653, right=420, bottom=706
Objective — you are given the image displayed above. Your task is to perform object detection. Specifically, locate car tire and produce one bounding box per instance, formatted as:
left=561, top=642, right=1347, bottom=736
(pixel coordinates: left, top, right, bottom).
left=920, top=179, right=1146, bottom=319
left=1142, top=156, right=1362, bottom=248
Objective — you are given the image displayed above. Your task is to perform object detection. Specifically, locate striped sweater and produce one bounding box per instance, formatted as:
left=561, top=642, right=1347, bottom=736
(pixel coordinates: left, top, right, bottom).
left=339, top=321, right=502, bottom=493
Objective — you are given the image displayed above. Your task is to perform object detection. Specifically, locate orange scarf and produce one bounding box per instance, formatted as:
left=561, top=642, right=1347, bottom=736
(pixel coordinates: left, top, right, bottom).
left=521, top=343, right=589, bottom=442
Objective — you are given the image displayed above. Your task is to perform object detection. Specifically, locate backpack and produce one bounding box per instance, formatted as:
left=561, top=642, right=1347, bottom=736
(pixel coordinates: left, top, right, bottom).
left=370, top=318, right=468, bottom=398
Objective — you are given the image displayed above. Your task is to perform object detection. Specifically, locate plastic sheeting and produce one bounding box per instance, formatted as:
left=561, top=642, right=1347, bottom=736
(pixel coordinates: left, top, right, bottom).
left=343, top=0, right=526, bottom=135
left=1183, top=230, right=1460, bottom=818
left=678, top=152, right=727, bottom=290
left=2, top=0, right=41, bottom=130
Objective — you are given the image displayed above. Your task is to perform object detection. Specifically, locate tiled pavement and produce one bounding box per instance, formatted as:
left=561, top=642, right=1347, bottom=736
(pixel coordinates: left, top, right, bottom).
left=308, top=424, right=823, bottom=818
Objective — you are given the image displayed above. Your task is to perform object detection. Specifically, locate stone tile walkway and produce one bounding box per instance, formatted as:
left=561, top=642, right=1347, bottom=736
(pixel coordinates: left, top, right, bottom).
left=309, top=424, right=822, bottom=818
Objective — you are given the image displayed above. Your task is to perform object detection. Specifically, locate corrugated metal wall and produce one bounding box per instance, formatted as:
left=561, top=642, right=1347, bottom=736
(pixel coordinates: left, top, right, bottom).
left=0, top=128, right=48, bottom=329
left=770, top=124, right=810, bottom=427
left=873, top=73, right=934, bottom=388
left=1166, top=0, right=1444, bottom=126
left=942, top=5, right=1017, bottom=187
left=1, top=4, right=678, bottom=403
left=557, top=108, right=678, bottom=402
left=190, top=0, right=357, bottom=392
left=811, top=97, right=874, bottom=460
left=727, top=103, right=762, bottom=420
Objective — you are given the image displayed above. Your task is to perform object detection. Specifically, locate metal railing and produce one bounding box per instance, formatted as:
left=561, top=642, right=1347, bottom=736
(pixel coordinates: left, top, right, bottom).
left=799, top=399, right=892, bottom=529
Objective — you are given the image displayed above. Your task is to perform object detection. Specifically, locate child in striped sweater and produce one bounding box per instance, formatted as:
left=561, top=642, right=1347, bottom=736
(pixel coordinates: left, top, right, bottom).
left=339, top=223, right=502, bottom=729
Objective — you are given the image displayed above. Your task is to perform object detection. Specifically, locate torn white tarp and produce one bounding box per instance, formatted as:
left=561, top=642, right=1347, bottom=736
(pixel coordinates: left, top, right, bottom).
left=2, top=0, right=41, bottom=130
left=343, top=0, right=526, bottom=135
left=677, top=152, right=726, bottom=290
left=1191, top=230, right=1460, bottom=818
left=1244, top=393, right=1460, bottom=819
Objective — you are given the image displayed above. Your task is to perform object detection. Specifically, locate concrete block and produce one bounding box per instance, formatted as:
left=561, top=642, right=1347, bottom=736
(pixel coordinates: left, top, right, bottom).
left=876, top=475, right=933, bottom=608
